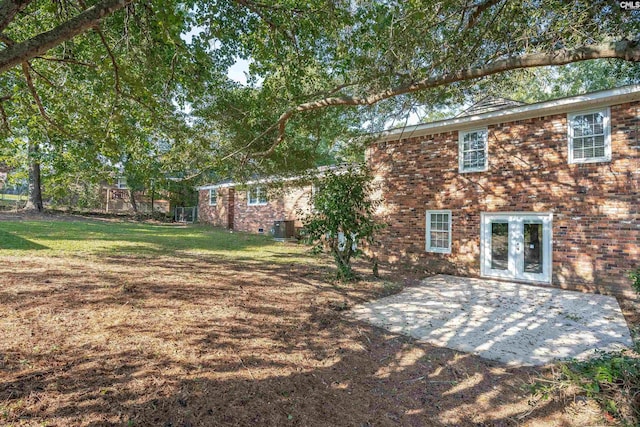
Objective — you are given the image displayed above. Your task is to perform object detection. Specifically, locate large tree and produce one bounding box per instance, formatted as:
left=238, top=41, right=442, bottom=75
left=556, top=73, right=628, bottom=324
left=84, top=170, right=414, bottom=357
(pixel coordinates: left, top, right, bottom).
left=194, top=0, right=640, bottom=158
left=0, top=0, right=224, bottom=210
left=1, top=1, right=639, bottom=210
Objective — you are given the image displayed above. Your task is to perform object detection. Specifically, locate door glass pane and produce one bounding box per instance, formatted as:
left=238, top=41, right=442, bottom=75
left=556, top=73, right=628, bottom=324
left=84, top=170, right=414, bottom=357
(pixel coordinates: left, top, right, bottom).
left=524, top=222, right=543, bottom=273
left=491, top=222, right=508, bottom=270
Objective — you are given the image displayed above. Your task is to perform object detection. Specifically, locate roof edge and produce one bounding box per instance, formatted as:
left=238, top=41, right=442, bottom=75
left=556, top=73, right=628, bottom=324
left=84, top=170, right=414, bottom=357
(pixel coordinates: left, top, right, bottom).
left=195, top=163, right=356, bottom=191
left=377, top=84, right=640, bottom=142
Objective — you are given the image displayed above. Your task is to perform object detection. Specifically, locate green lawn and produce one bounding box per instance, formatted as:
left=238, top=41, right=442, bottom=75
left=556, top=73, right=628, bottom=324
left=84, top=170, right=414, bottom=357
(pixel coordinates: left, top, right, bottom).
left=0, top=218, right=312, bottom=263
left=0, top=193, right=26, bottom=201
left=0, top=194, right=26, bottom=209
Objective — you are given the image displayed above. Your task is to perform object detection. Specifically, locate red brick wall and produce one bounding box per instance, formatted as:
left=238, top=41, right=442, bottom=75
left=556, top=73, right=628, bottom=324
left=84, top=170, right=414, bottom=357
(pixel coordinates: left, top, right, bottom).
left=198, top=185, right=312, bottom=234
left=198, top=187, right=231, bottom=228
left=368, top=101, right=640, bottom=296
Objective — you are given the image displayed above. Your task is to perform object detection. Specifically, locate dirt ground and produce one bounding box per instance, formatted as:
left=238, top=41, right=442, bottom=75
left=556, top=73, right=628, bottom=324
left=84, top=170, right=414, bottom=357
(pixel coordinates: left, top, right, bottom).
left=0, top=216, right=636, bottom=426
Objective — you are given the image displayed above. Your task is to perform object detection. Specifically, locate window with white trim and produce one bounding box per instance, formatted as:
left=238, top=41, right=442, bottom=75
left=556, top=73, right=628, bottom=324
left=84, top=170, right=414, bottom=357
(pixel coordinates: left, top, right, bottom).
left=208, top=188, right=217, bottom=206
left=459, top=129, right=488, bottom=172
left=426, top=210, right=451, bottom=253
left=568, top=108, right=611, bottom=164
left=116, top=177, right=128, bottom=189
left=247, top=187, right=268, bottom=206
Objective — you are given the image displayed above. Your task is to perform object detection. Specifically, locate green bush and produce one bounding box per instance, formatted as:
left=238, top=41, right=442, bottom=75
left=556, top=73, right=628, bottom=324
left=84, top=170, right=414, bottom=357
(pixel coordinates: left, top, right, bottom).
left=301, top=164, right=383, bottom=281
left=630, top=267, right=640, bottom=295
left=534, top=351, right=640, bottom=424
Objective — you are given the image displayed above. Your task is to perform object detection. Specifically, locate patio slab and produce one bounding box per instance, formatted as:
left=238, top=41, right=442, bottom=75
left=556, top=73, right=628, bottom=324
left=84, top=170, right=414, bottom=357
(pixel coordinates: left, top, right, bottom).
left=350, top=275, right=633, bottom=366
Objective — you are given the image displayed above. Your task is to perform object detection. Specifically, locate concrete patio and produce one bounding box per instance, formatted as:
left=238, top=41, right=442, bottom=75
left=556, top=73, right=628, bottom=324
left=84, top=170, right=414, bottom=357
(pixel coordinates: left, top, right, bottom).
left=350, top=275, right=633, bottom=366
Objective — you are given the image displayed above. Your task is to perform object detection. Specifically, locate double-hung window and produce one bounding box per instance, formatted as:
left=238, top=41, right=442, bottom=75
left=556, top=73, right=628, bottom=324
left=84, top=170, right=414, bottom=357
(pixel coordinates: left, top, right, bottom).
left=116, top=177, right=128, bottom=189
left=208, top=188, right=217, bottom=206
left=426, top=210, right=452, bottom=253
left=459, top=129, right=488, bottom=173
left=248, top=187, right=268, bottom=206
left=568, top=108, right=611, bottom=164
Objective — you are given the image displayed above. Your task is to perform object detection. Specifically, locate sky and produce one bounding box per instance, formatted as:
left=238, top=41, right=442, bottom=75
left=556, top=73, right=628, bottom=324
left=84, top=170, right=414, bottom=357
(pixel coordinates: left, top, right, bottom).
left=227, top=58, right=251, bottom=85
left=182, top=25, right=251, bottom=86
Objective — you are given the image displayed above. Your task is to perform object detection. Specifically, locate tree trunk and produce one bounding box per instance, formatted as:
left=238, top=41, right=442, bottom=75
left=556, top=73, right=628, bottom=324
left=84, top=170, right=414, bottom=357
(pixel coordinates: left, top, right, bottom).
left=24, top=141, right=43, bottom=212
left=129, top=189, right=138, bottom=213
left=332, top=245, right=355, bottom=281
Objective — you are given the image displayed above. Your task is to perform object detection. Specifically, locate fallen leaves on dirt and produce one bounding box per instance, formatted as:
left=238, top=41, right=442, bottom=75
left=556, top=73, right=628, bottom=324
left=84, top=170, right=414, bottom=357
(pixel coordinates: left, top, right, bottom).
left=0, top=228, right=616, bottom=426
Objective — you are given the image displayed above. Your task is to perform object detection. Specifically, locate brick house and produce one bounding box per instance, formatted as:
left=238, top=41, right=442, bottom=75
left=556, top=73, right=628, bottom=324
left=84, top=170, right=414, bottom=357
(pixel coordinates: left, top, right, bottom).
left=197, top=165, right=347, bottom=235
left=367, top=85, right=640, bottom=296
left=102, top=177, right=170, bottom=214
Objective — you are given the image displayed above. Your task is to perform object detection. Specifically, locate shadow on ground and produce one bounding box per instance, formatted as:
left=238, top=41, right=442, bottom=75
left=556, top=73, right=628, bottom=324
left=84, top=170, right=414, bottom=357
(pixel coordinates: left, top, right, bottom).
left=0, top=229, right=49, bottom=250
left=0, top=253, right=605, bottom=426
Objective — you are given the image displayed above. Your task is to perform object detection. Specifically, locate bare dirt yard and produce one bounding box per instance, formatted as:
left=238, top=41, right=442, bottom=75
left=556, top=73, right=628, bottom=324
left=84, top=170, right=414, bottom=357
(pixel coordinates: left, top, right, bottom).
left=0, top=214, right=636, bottom=426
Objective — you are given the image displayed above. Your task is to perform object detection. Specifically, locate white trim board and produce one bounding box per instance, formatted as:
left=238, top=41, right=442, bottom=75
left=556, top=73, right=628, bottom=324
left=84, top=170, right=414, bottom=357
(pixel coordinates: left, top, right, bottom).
left=196, top=164, right=356, bottom=191
left=377, top=85, right=640, bottom=142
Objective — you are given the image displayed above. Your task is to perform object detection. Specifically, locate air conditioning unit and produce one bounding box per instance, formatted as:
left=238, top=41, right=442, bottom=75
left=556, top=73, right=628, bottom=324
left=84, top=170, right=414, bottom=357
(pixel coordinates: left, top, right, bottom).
left=273, top=220, right=296, bottom=240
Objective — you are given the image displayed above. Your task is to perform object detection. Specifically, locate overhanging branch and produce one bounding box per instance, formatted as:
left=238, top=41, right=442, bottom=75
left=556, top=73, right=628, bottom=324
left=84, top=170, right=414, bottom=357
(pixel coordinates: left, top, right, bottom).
left=95, top=25, right=120, bottom=94
left=21, top=61, right=68, bottom=135
left=254, top=39, right=640, bottom=157
left=0, top=102, right=9, bottom=132
left=0, top=0, right=132, bottom=74
left=0, top=0, right=33, bottom=33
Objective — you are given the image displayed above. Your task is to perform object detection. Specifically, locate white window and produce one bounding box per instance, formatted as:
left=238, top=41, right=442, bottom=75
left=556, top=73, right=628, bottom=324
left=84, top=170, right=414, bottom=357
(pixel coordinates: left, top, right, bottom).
left=568, top=108, right=611, bottom=164
left=208, top=188, right=217, bottom=206
left=426, top=210, right=452, bottom=253
left=248, top=187, right=268, bottom=206
left=459, top=129, right=488, bottom=172
left=116, top=177, right=127, bottom=189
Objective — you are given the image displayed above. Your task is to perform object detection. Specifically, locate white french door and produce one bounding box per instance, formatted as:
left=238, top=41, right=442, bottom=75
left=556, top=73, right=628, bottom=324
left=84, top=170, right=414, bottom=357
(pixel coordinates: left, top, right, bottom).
left=480, top=213, right=552, bottom=284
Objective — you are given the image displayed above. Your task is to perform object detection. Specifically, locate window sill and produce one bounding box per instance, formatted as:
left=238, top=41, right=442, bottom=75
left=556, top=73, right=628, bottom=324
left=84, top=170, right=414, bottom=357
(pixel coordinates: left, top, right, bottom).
left=458, top=167, right=488, bottom=174
left=568, top=157, right=611, bottom=165
left=426, top=248, right=451, bottom=254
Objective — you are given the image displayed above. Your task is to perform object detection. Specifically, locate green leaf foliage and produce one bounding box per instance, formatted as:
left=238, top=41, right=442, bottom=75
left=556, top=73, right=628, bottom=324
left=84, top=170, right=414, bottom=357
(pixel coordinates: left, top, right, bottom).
left=1, top=0, right=640, bottom=205
left=301, top=164, right=384, bottom=281
left=630, top=267, right=640, bottom=296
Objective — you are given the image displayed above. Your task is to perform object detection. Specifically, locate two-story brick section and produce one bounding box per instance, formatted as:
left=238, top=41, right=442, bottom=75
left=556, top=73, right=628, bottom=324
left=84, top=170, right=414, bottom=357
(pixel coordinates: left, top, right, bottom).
left=367, top=85, right=640, bottom=296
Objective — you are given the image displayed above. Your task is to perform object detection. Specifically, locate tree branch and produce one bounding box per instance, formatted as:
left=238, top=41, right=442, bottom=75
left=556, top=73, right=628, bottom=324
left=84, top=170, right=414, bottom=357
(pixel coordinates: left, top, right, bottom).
left=234, top=0, right=298, bottom=47
left=220, top=120, right=280, bottom=162
left=0, top=31, right=14, bottom=45
left=33, top=55, right=95, bottom=67
left=0, top=0, right=132, bottom=74
left=254, top=39, right=640, bottom=157
left=95, top=25, right=120, bottom=94
left=28, top=62, right=56, bottom=87
left=467, top=0, right=504, bottom=29
left=21, top=61, right=68, bottom=135
left=0, top=91, right=12, bottom=131
left=0, top=0, right=32, bottom=33
left=0, top=102, right=9, bottom=132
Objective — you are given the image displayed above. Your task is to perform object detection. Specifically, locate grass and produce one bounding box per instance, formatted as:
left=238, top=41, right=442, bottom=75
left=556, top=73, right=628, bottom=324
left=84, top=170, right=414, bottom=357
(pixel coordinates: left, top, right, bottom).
left=0, top=218, right=313, bottom=263
left=0, top=194, right=26, bottom=209
left=0, top=194, right=26, bottom=201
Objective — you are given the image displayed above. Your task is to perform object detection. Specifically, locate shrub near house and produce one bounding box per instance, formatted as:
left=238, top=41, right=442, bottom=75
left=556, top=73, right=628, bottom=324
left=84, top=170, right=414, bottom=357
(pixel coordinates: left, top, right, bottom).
left=368, top=85, right=640, bottom=296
